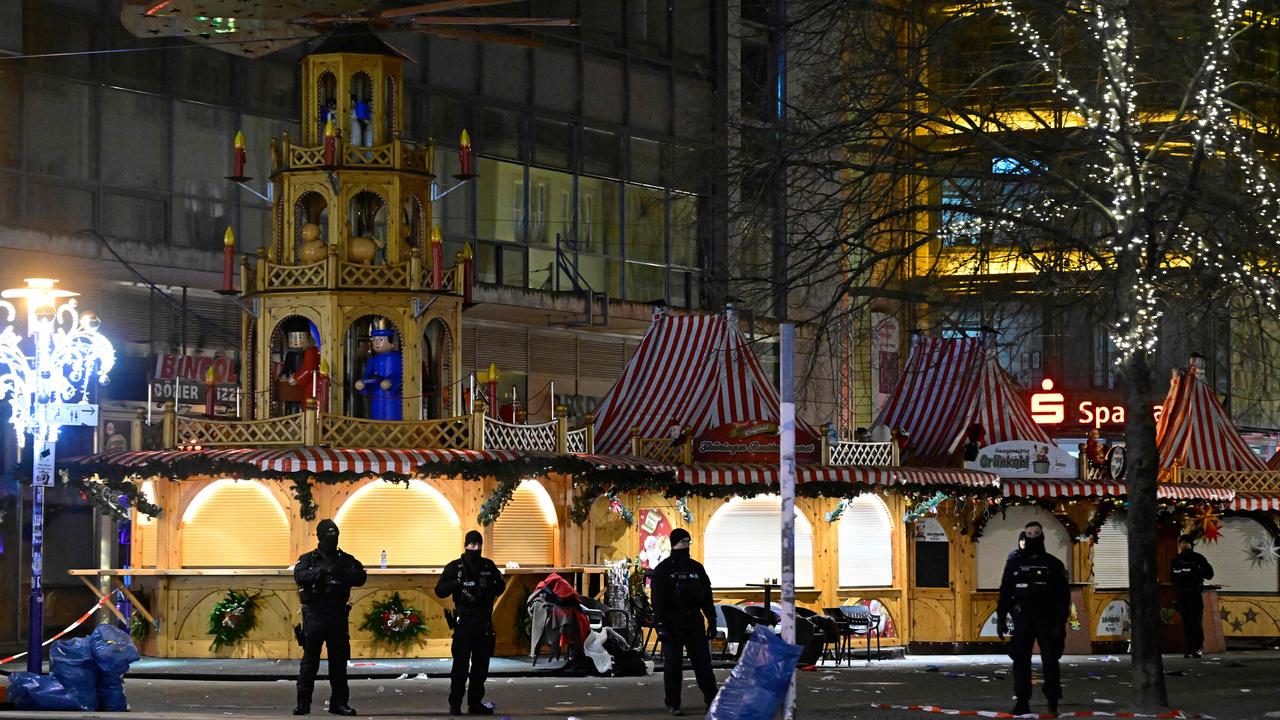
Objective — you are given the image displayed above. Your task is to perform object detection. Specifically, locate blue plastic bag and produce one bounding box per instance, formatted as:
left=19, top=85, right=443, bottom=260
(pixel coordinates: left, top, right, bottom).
left=6, top=671, right=90, bottom=711
left=90, top=624, right=140, bottom=711
left=49, top=635, right=98, bottom=711
left=707, top=627, right=802, bottom=720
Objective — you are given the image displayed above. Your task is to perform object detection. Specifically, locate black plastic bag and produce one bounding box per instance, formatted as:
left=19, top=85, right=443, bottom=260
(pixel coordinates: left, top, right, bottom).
left=707, top=627, right=802, bottom=720
left=49, top=635, right=98, bottom=711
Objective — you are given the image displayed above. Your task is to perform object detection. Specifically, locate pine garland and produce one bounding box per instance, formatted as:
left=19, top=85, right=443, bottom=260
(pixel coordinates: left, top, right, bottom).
left=358, top=592, right=428, bottom=648
left=207, top=590, right=261, bottom=651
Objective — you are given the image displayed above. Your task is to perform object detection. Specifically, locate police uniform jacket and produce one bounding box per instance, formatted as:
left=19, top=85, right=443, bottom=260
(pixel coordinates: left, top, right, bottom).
left=435, top=555, right=506, bottom=624
left=996, top=548, right=1070, bottom=624
left=294, top=548, right=368, bottom=617
left=650, top=552, right=716, bottom=632
left=1172, top=550, right=1214, bottom=593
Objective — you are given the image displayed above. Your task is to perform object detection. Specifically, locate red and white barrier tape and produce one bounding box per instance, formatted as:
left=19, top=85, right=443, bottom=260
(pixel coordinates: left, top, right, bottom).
left=0, top=594, right=113, bottom=667
left=871, top=704, right=1211, bottom=719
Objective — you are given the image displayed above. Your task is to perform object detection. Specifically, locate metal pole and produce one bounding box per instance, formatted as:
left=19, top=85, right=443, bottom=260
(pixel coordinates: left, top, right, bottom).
left=779, top=322, right=797, bottom=720
left=27, top=477, right=43, bottom=673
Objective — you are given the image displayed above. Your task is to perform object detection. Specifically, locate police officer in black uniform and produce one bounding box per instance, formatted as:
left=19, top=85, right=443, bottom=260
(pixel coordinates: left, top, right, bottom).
left=435, top=530, right=506, bottom=716
left=293, top=519, right=367, bottom=716
left=650, top=528, right=718, bottom=717
left=996, top=520, right=1070, bottom=716
left=1172, top=533, right=1215, bottom=657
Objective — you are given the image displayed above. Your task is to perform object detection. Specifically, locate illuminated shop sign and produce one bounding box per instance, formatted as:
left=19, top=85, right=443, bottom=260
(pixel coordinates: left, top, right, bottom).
left=1027, top=378, right=1162, bottom=429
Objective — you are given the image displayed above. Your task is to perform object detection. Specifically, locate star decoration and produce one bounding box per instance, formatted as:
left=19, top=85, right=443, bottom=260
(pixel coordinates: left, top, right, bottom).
left=1230, top=618, right=1245, bottom=633
left=1220, top=608, right=1232, bottom=621
left=1244, top=608, right=1259, bottom=624
left=1246, top=537, right=1280, bottom=566
left=1191, top=507, right=1223, bottom=543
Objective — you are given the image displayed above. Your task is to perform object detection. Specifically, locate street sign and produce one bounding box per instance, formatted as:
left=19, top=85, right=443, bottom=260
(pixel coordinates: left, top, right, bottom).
left=33, top=442, right=56, bottom=487
left=45, top=402, right=99, bottom=426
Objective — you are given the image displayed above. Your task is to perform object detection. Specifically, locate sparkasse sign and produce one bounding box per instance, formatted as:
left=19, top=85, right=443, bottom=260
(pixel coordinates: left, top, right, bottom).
left=1025, top=378, right=1162, bottom=430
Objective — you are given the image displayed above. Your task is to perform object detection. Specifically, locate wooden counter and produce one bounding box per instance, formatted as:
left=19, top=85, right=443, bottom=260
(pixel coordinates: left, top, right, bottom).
left=70, top=566, right=608, bottom=659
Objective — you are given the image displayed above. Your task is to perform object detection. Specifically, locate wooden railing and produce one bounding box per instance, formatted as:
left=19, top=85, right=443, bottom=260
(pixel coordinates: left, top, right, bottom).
left=160, top=401, right=594, bottom=454
left=320, top=414, right=471, bottom=449
left=250, top=245, right=469, bottom=296
left=170, top=412, right=304, bottom=447
left=827, top=440, right=897, bottom=467
left=1165, top=466, right=1280, bottom=492
left=275, top=135, right=434, bottom=176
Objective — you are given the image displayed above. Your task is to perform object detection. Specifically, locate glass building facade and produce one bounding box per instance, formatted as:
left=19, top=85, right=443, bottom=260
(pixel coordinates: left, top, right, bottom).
left=0, top=0, right=719, bottom=308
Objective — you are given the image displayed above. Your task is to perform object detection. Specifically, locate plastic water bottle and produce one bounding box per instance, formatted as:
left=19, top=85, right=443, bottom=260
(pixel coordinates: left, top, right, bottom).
left=380, top=550, right=387, bottom=569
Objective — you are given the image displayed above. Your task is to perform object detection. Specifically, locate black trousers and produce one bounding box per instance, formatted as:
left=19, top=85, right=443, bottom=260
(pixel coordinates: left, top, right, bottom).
left=297, top=609, right=352, bottom=708
left=1176, top=591, right=1205, bottom=653
left=662, top=619, right=718, bottom=710
left=1009, top=613, right=1063, bottom=704
left=450, top=618, right=496, bottom=710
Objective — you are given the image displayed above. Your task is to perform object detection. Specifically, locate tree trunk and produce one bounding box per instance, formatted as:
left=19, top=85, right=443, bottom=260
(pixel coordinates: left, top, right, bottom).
left=1121, top=350, right=1168, bottom=707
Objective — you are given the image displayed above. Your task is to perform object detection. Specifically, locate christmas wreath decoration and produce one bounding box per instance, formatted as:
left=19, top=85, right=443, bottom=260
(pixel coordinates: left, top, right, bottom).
left=359, top=592, right=428, bottom=647
left=207, top=590, right=261, bottom=651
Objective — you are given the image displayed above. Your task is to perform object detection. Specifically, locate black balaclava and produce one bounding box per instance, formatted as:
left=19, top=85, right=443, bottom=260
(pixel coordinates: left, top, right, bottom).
left=463, top=530, right=483, bottom=563
left=1023, top=534, right=1046, bottom=555
left=317, top=519, right=340, bottom=555
left=669, top=528, right=691, bottom=557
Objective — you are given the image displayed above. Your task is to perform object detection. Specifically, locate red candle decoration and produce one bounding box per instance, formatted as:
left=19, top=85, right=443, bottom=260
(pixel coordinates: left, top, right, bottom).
left=232, top=130, right=246, bottom=179
left=323, top=118, right=337, bottom=167
left=459, top=128, right=473, bottom=177
left=222, top=227, right=236, bottom=292
left=430, top=225, right=443, bottom=290
left=459, top=244, right=473, bottom=305
left=204, top=366, right=217, bottom=417
left=485, top=363, right=499, bottom=418
left=317, top=359, right=331, bottom=415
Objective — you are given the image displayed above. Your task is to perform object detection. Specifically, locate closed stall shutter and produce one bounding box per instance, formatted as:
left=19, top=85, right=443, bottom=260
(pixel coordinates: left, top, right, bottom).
left=491, top=481, right=557, bottom=566
left=976, top=505, right=1073, bottom=590
left=1093, top=516, right=1130, bottom=589
left=1198, top=518, right=1278, bottom=593
left=181, top=480, right=291, bottom=568
left=335, top=480, right=461, bottom=567
left=704, top=495, right=814, bottom=588
left=838, top=495, right=894, bottom=587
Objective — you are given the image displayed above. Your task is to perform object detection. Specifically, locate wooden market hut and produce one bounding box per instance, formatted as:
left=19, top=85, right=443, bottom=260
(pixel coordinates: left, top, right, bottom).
left=588, top=309, right=1002, bottom=648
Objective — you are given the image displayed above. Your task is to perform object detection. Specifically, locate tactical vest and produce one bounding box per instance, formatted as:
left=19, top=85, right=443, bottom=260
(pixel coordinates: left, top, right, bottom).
left=671, top=569, right=710, bottom=616
left=1171, top=555, right=1203, bottom=590
left=1011, top=560, right=1055, bottom=603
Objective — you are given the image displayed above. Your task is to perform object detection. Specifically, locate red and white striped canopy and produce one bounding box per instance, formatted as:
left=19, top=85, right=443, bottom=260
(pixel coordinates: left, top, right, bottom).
left=1002, top=479, right=1235, bottom=502
left=872, top=337, right=1050, bottom=465
left=593, top=312, right=816, bottom=455
left=1156, top=364, right=1267, bottom=472
left=675, top=463, right=999, bottom=489
left=75, top=447, right=525, bottom=476
left=1230, top=492, right=1280, bottom=512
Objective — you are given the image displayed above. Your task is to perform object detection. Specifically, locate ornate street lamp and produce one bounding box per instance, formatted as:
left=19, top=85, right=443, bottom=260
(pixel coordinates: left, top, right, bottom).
left=0, top=279, right=114, bottom=673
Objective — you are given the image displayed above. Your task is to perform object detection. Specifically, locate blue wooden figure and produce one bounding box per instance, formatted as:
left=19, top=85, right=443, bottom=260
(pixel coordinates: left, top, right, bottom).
left=355, top=324, right=402, bottom=420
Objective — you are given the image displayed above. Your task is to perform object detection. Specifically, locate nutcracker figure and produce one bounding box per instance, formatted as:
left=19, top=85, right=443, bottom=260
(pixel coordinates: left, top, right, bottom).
left=355, top=320, right=402, bottom=420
